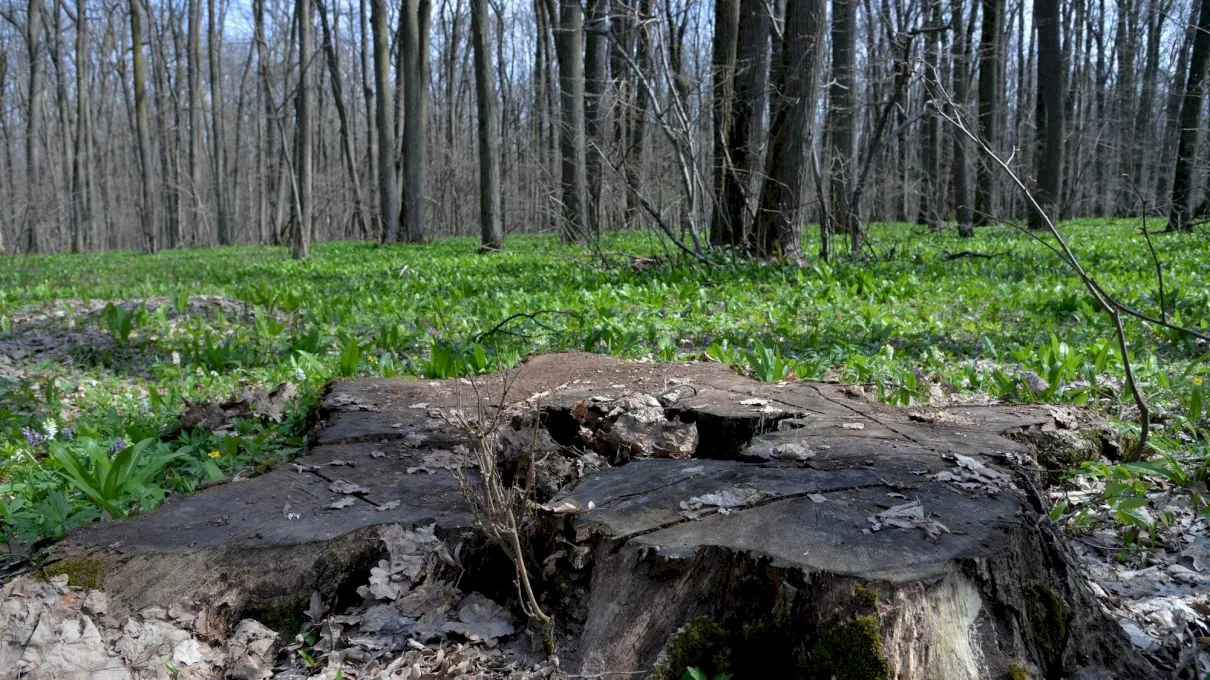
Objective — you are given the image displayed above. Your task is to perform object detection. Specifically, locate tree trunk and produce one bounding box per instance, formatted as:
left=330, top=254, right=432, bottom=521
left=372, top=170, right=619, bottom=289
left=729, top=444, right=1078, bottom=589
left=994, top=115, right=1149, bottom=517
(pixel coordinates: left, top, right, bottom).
left=294, top=0, right=314, bottom=258
left=400, top=0, right=431, bottom=242
left=470, top=0, right=502, bottom=251
left=555, top=0, right=587, bottom=242
left=24, top=0, right=45, bottom=253
left=710, top=0, right=740, bottom=247
left=754, top=0, right=825, bottom=260
left=71, top=0, right=94, bottom=252
left=917, top=0, right=942, bottom=231
left=973, top=0, right=1001, bottom=225
left=316, top=0, right=369, bottom=238
left=371, top=0, right=398, bottom=242
left=1028, top=0, right=1063, bottom=230
left=1167, top=0, right=1210, bottom=232
left=129, top=0, right=157, bottom=252
left=721, top=0, right=771, bottom=251
left=951, top=0, right=974, bottom=236
left=207, top=0, right=228, bottom=245
left=825, top=0, right=857, bottom=244
left=583, top=0, right=608, bottom=236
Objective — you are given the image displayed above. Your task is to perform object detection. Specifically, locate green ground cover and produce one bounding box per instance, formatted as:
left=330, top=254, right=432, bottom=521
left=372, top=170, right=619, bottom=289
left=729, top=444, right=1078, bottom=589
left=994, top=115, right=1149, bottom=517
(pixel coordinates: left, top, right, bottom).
left=1, top=221, right=1207, bottom=547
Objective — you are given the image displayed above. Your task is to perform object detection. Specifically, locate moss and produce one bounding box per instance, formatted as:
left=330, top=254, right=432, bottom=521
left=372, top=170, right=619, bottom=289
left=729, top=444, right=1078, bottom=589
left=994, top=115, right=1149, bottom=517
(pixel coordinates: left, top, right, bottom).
left=1022, top=582, right=1068, bottom=676
left=650, top=617, right=732, bottom=680
left=854, top=584, right=880, bottom=609
left=1023, top=583, right=1067, bottom=641
left=243, top=596, right=308, bottom=632
left=1008, top=663, right=1032, bottom=680
left=806, top=614, right=889, bottom=680
left=42, top=558, right=105, bottom=589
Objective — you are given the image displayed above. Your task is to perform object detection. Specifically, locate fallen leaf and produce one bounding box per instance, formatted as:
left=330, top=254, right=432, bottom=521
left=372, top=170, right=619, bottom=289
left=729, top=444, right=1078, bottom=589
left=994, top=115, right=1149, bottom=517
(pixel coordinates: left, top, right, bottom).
left=841, top=422, right=865, bottom=430
left=326, top=497, right=356, bottom=510
left=330, top=480, right=370, bottom=494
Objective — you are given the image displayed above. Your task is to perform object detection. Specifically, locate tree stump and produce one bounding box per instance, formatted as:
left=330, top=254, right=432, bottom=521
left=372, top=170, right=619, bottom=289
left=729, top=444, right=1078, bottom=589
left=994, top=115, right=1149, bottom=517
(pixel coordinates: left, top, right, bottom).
left=49, top=353, right=1156, bottom=679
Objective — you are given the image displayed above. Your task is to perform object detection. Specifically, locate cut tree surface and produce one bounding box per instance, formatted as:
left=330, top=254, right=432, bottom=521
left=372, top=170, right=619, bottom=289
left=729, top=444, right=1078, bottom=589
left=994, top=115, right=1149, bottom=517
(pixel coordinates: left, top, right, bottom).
left=48, top=352, right=1157, bottom=679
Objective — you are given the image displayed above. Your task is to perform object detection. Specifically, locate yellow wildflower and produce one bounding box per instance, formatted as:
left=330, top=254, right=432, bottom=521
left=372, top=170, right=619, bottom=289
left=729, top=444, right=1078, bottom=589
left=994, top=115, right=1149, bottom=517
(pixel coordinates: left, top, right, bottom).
left=208, top=450, right=221, bottom=459
left=1195, top=376, right=1204, bottom=386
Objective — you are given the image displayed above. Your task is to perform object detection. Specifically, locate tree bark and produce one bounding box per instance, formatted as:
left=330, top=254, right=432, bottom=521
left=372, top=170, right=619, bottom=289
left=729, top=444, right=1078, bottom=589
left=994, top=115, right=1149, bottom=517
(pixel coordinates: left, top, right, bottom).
left=400, top=0, right=431, bottom=242
left=973, top=0, right=1001, bottom=225
left=720, top=0, right=770, bottom=251
left=754, top=0, right=824, bottom=260
left=470, top=0, right=502, bottom=250
left=1167, top=0, right=1210, bottom=232
left=825, top=0, right=857, bottom=244
left=1028, top=0, right=1063, bottom=230
left=555, top=0, right=587, bottom=242
left=24, top=0, right=45, bottom=252
left=583, top=0, right=608, bottom=236
left=294, top=0, right=314, bottom=258
left=129, top=0, right=157, bottom=252
left=371, top=0, right=398, bottom=242
left=917, top=0, right=942, bottom=231
left=951, top=0, right=974, bottom=236
left=207, top=0, right=228, bottom=245
left=316, top=0, right=369, bottom=238
left=709, top=0, right=740, bottom=247
left=71, top=0, right=94, bottom=252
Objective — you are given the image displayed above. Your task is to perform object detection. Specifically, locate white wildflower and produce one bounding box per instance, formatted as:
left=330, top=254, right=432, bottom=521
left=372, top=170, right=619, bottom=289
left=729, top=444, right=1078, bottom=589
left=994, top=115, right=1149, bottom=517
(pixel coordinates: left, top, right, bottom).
left=42, top=419, right=58, bottom=440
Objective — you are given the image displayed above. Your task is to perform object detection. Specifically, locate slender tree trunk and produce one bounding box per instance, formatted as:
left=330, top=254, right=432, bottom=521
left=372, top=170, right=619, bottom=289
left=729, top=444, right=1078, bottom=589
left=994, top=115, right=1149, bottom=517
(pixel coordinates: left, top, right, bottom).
left=710, top=0, right=740, bottom=247
left=973, top=0, right=1001, bottom=225
left=400, top=0, right=431, bottom=242
left=207, top=0, right=229, bottom=245
left=1168, top=0, right=1210, bottom=231
left=825, top=0, right=857, bottom=243
left=755, top=0, right=825, bottom=260
left=129, top=0, right=157, bottom=252
left=555, top=0, right=587, bottom=241
left=72, top=0, right=94, bottom=251
left=951, top=0, right=974, bottom=236
left=316, top=0, right=369, bottom=238
left=583, top=0, right=608, bottom=236
left=24, top=0, right=45, bottom=252
left=917, top=0, right=942, bottom=230
left=470, top=0, right=502, bottom=250
left=371, top=0, right=398, bottom=242
left=294, top=0, right=314, bottom=258
left=1029, top=0, right=1063, bottom=229
left=722, top=0, right=771, bottom=250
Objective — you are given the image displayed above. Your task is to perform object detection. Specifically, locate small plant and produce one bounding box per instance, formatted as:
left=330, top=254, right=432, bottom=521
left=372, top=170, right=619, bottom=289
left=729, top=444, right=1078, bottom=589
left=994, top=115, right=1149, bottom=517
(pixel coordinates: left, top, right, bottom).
left=100, top=302, right=141, bottom=345
left=50, top=437, right=184, bottom=518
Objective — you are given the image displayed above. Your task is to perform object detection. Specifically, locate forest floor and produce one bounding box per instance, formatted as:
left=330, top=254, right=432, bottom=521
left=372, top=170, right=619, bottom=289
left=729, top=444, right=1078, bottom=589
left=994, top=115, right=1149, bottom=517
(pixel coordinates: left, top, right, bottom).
left=0, top=220, right=1207, bottom=675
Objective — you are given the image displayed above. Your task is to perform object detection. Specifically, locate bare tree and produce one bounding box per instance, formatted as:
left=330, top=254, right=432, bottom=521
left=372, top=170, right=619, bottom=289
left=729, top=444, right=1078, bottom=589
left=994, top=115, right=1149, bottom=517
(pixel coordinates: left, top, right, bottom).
left=471, top=0, right=502, bottom=250
left=24, top=0, right=45, bottom=252
left=316, top=0, right=369, bottom=238
left=754, top=0, right=825, bottom=260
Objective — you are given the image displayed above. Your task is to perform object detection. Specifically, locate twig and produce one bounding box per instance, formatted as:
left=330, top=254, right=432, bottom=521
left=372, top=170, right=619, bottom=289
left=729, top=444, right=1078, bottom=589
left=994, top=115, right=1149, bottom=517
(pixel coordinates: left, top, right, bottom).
left=1125, top=176, right=1169, bottom=325
left=940, top=248, right=1001, bottom=261
left=934, top=88, right=1155, bottom=459
left=473, top=310, right=583, bottom=344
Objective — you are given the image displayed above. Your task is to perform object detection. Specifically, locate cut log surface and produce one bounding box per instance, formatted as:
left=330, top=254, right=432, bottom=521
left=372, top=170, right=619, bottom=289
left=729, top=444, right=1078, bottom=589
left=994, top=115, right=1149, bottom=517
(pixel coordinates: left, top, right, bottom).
left=50, top=353, right=1157, bottom=679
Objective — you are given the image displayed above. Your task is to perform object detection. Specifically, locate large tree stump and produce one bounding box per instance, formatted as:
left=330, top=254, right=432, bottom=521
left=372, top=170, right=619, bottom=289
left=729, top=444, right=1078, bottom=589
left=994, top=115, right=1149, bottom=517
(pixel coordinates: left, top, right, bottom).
left=49, top=353, right=1155, bottom=678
